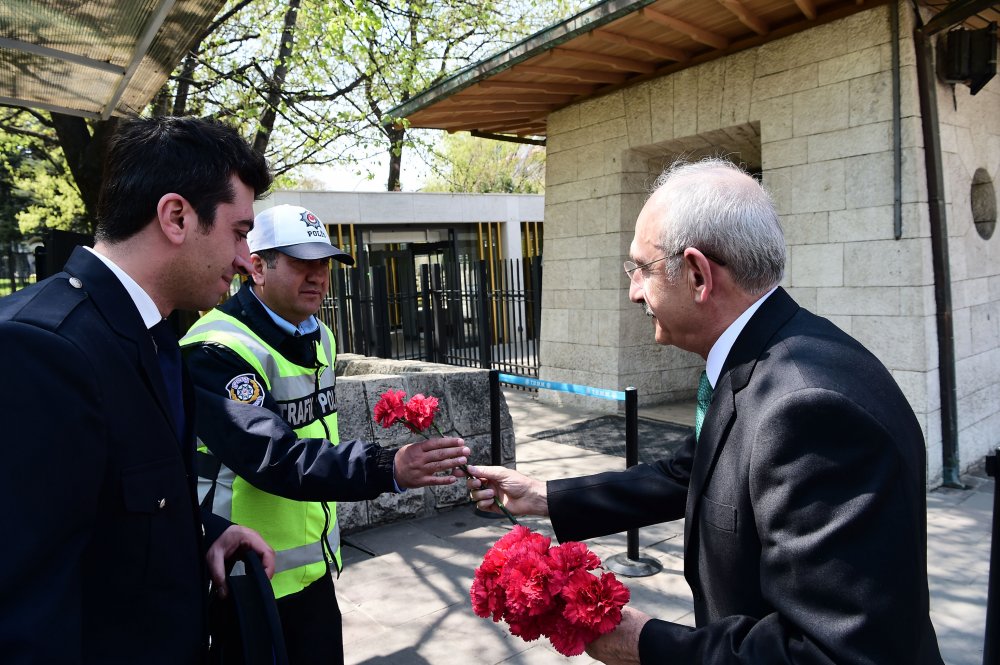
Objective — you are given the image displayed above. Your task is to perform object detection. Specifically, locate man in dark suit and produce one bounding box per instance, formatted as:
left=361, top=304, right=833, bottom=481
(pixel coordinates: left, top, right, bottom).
left=0, top=116, right=276, bottom=664
left=466, top=159, right=944, bottom=664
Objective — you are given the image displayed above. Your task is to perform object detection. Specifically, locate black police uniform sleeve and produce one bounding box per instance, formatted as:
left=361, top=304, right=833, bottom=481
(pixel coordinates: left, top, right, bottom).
left=0, top=321, right=106, bottom=663
left=185, top=341, right=397, bottom=501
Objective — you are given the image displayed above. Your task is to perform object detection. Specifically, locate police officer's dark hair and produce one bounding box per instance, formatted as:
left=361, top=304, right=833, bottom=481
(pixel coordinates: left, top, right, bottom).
left=95, top=116, right=272, bottom=243
left=254, top=248, right=281, bottom=269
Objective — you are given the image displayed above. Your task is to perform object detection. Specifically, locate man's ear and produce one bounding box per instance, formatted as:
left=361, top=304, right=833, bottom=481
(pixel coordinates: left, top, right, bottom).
left=249, top=253, right=267, bottom=286
left=155, top=193, right=192, bottom=246
left=684, top=249, right=714, bottom=304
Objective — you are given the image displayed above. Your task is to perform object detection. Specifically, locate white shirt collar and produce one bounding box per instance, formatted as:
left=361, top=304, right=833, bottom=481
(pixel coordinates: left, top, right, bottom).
left=704, top=286, right=778, bottom=388
left=84, top=246, right=163, bottom=329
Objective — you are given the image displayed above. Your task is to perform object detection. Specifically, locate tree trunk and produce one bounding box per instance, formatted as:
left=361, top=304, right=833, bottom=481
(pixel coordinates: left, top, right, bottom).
left=386, top=124, right=405, bottom=191
left=252, top=0, right=300, bottom=156
left=50, top=114, right=119, bottom=233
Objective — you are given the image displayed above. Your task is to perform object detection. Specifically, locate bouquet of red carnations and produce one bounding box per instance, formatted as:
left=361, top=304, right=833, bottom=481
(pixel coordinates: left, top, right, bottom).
left=471, top=525, right=630, bottom=656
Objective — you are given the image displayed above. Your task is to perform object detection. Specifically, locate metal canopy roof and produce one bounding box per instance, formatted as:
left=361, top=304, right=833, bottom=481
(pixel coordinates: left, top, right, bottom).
left=0, top=0, right=227, bottom=120
left=390, top=0, right=999, bottom=140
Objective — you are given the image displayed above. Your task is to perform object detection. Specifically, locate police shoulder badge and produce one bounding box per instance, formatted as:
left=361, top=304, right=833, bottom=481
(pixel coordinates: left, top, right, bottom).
left=226, top=373, right=264, bottom=406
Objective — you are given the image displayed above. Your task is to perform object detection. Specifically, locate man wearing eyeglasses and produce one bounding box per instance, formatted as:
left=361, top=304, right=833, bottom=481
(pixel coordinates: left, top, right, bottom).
left=464, top=158, right=943, bottom=664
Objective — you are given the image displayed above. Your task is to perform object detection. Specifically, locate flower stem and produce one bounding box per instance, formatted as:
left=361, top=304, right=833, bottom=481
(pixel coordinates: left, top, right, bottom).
left=460, top=463, right=519, bottom=525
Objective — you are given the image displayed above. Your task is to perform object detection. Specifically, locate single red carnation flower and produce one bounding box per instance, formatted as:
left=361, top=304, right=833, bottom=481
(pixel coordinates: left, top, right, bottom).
left=562, top=570, right=631, bottom=635
left=548, top=541, right=602, bottom=585
left=404, top=393, right=439, bottom=431
left=373, top=389, right=407, bottom=428
left=500, top=550, right=557, bottom=618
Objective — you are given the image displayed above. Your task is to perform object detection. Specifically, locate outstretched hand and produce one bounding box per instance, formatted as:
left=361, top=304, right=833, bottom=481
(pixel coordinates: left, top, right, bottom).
left=394, top=437, right=470, bottom=489
left=460, top=464, right=549, bottom=517
left=206, top=525, right=276, bottom=599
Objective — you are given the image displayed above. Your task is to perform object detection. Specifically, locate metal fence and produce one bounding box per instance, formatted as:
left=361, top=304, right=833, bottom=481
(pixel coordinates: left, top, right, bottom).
left=0, top=245, right=35, bottom=295
left=319, top=256, right=542, bottom=376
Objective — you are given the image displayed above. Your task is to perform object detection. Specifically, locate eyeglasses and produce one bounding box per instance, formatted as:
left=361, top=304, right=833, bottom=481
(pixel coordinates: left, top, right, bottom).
left=623, top=250, right=727, bottom=282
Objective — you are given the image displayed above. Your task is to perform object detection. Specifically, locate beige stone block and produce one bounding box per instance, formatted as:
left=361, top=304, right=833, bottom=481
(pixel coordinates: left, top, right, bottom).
left=577, top=91, right=626, bottom=128
left=567, top=310, right=598, bottom=345
left=852, top=314, right=927, bottom=371
left=756, top=18, right=857, bottom=78
left=541, top=259, right=573, bottom=293
left=578, top=195, right=609, bottom=237
left=960, top=277, right=992, bottom=308
left=809, top=123, right=892, bottom=162
left=763, top=137, right=808, bottom=170
left=648, top=76, right=675, bottom=144
left=549, top=289, right=587, bottom=310
left=849, top=72, right=893, bottom=126
left=900, top=148, right=928, bottom=204
left=750, top=96, right=794, bottom=142
left=549, top=105, right=581, bottom=135
left=790, top=243, right=843, bottom=287
left=672, top=68, right=699, bottom=138
left=545, top=151, right=577, bottom=186
left=585, top=233, right=623, bottom=259
left=817, top=286, right=899, bottom=315
left=763, top=165, right=794, bottom=215
left=597, top=311, right=621, bottom=348
left=785, top=286, right=817, bottom=311
left=789, top=159, right=847, bottom=213
left=818, top=47, right=883, bottom=86
left=697, top=59, right=725, bottom=134
left=824, top=313, right=853, bottom=335
left=792, top=82, right=850, bottom=136
left=721, top=51, right=755, bottom=126
left=753, top=64, right=818, bottom=102
left=829, top=205, right=895, bottom=242
left=781, top=211, right=829, bottom=245
left=586, top=286, right=620, bottom=309
left=543, top=200, right=578, bottom=238
left=969, top=302, right=1000, bottom=356
left=576, top=143, right=607, bottom=181
left=899, top=285, right=935, bottom=316
left=544, top=236, right=589, bottom=261
left=893, top=369, right=929, bottom=410
left=602, top=136, right=630, bottom=177
left=839, top=5, right=890, bottom=51
left=844, top=238, right=928, bottom=286
left=625, top=85, right=652, bottom=148
left=539, top=308, right=569, bottom=342
left=845, top=152, right=895, bottom=208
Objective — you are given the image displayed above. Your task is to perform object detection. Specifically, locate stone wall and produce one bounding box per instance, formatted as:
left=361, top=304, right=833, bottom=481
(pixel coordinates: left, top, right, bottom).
left=541, top=3, right=1000, bottom=484
left=332, top=354, right=514, bottom=533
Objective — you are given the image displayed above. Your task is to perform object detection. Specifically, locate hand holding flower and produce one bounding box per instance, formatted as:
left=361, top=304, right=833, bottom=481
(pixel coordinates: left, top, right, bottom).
left=393, top=437, right=470, bottom=489
left=462, top=464, right=550, bottom=518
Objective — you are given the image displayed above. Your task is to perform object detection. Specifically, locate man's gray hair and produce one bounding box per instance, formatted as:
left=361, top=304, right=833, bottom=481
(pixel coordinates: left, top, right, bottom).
left=651, top=158, right=785, bottom=294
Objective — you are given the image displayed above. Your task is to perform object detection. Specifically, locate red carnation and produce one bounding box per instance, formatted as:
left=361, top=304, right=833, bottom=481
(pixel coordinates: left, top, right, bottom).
left=562, top=569, right=631, bottom=634
left=373, top=389, right=406, bottom=428
left=404, top=393, right=439, bottom=431
left=470, top=527, right=630, bottom=657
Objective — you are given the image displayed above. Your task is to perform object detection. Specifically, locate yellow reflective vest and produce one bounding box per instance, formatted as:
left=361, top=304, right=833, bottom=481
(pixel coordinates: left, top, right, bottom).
left=181, top=309, right=341, bottom=599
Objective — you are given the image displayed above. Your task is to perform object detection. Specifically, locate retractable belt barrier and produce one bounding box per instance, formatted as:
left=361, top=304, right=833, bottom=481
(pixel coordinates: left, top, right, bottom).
left=492, top=371, right=661, bottom=577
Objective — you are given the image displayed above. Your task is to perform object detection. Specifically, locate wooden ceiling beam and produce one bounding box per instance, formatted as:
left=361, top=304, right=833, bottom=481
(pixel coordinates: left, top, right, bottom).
left=426, top=102, right=556, bottom=113
left=445, top=117, right=533, bottom=132
left=641, top=7, right=730, bottom=49
left=515, top=63, right=629, bottom=84
left=415, top=108, right=550, bottom=122
left=794, top=0, right=818, bottom=20
left=454, top=92, right=577, bottom=105
left=478, top=80, right=594, bottom=95
left=552, top=46, right=657, bottom=74
left=717, top=0, right=769, bottom=35
left=589, top=29, right=689, bottom=62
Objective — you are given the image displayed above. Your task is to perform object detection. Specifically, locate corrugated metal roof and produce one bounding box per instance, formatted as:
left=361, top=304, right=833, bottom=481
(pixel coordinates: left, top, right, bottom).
left=0, top=0, right=227, bottom=119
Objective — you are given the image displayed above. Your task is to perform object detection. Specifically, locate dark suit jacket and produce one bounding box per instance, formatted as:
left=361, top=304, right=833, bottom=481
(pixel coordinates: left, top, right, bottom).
left=0, top=247, right=224, bottom=664
left=548, top=288, right=943, bottom=664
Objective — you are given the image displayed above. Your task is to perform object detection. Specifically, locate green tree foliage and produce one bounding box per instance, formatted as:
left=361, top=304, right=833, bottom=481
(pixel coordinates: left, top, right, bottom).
left=0, top=0, right=585, bottom=225
left=423, top=132, right=544, bottom=193
left=0, top=109, right=87, bottom=238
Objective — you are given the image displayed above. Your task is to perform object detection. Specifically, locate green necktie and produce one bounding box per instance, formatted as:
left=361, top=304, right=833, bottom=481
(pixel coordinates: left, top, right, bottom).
left=695, top=370, right=713, bottom=441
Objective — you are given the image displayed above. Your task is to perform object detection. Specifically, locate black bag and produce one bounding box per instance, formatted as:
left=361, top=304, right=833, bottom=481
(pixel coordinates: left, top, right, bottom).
left=208, top=550, right=289, bottom=665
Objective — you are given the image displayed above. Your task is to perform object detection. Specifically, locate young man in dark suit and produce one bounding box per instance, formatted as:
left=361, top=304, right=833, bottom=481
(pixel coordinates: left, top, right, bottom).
left=465, top=159, right=944, bottom=664
left=0, top=116, right=276, bottom=664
